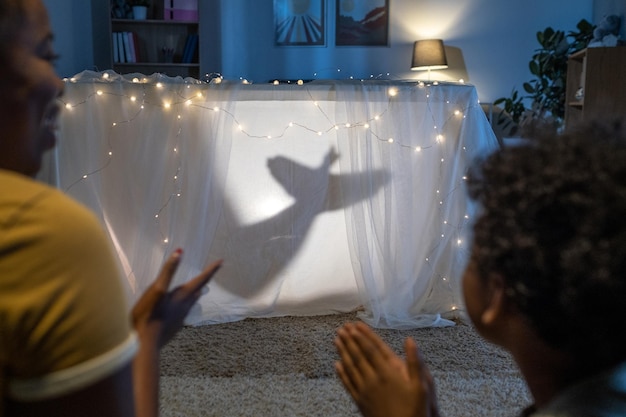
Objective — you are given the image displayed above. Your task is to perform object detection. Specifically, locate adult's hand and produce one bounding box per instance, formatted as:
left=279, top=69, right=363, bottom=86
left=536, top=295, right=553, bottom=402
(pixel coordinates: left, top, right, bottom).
left=131, top=249, right=223, bottom=348
left=334, top=322, right=440, bottom=417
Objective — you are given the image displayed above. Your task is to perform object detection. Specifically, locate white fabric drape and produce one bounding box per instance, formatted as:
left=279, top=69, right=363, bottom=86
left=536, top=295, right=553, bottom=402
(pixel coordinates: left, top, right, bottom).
left=42, top=71, right=498, bottom=328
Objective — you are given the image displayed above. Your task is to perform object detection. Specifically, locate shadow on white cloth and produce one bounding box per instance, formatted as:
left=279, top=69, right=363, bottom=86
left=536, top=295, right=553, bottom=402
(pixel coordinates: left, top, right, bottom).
left=43, top=71, right=498, bottom=328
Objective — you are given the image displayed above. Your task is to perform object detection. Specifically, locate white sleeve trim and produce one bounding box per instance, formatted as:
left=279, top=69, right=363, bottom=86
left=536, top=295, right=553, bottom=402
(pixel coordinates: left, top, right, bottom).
left=8, top=332, right=138, bottom=401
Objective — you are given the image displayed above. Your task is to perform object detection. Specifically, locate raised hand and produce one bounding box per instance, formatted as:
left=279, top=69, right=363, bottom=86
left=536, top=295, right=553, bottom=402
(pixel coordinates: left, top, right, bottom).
left=334, top=322, right=440, bottom=417
left=131, top=249, right=223, bottom=348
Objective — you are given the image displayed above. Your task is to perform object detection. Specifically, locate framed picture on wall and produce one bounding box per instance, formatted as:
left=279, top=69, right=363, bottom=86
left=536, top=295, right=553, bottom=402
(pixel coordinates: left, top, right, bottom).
left=336, top=0, right=389, bottom=46
left=274, top=0, right=325, bottom=46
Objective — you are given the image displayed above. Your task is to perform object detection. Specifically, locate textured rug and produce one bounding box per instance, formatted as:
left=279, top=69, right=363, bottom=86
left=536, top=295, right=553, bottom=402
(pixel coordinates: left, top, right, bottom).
left=160, top=312, right=532, bottom=417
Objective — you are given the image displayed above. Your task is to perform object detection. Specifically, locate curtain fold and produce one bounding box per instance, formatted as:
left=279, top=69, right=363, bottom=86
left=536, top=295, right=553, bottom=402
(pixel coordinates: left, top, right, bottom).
left=334, top=81, right=497, bottom=328
left=45, top=72, right=498, bottom=328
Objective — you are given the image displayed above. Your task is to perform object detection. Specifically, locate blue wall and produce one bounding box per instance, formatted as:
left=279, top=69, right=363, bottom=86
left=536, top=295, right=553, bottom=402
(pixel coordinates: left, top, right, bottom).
left=46, top=0, right=595, bottom=103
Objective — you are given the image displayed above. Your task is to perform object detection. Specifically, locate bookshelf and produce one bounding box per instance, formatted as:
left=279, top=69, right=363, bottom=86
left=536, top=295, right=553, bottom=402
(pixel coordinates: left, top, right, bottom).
left=104, top=1, right=201, bottom=78
left=565, top=47, right=626, bottom=129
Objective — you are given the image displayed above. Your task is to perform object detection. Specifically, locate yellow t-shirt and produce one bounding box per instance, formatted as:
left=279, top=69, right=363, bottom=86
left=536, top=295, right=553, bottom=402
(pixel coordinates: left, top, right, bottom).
left=0, top=169, right=137, bottom=403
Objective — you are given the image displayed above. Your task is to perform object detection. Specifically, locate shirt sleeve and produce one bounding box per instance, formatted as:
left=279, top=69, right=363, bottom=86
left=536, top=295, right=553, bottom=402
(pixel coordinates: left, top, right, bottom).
left=0, top=177, right=136, bottom=400
left=8, top=332, right=138, bottom=401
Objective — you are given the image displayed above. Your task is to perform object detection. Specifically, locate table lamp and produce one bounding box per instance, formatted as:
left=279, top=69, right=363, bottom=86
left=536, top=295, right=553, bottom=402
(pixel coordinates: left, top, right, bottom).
left=411, top=39, right=448, bottom=80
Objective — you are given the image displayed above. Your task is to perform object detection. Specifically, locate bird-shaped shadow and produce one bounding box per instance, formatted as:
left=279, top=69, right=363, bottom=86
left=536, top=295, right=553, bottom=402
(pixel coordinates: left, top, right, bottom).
left=210, top=148, right=391, bottom=298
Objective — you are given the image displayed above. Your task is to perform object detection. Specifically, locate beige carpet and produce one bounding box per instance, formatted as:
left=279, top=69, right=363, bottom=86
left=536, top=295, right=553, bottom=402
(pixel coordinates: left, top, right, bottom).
left=160, top=312, right=532, bottom=417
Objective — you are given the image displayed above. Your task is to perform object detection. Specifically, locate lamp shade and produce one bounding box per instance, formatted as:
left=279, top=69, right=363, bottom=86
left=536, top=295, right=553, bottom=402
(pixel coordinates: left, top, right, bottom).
left=411, top=39, right=448, bottom=71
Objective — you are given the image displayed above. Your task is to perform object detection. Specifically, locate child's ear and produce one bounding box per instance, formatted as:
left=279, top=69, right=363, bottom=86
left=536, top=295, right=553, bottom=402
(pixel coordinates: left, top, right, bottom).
left=481, top=273, right=507, bottom=325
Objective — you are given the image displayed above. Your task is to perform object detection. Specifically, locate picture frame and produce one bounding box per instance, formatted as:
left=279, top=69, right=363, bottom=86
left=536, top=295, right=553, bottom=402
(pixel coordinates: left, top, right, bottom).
left=336, top=0, right=389, bottom=46
left=274, top=0, right=325, bottom=46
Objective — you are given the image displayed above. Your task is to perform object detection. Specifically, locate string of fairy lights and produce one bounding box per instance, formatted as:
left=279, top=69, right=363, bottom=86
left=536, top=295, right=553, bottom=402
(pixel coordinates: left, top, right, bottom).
left=58, top=70, right=486, bottom=314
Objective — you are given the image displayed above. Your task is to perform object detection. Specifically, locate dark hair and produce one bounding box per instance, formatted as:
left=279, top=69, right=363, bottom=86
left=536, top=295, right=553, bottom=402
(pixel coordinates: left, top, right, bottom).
left=0, top=0, right=26, bottom=56
left=467, top=120, right=626, bottom=365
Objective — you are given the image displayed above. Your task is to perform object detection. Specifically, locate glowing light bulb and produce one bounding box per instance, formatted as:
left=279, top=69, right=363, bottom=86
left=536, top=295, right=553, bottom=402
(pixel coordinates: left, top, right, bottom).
left=364, top=123, right=370, bottom=129
left=102, top=73, right=109, bottom=79
left=185, top=100, right=192, bottom=106
left=156, top=82, right=163, bottom=88
left=96, top=90, right=103, bottom=95
left=65, top=103, right=72, bottom=109
left=273, top=80, right=279, bottom=85
left=388, top=87, right=398, bottom=97
left=297, top=80, right=303, bottom=85
left=387, top=138, right=394, bottom=143
left=415, top=146, right=422, bottom=152
left=132, top=78, right=139, bottom=83
left=130, top=96, right=136, bottom=102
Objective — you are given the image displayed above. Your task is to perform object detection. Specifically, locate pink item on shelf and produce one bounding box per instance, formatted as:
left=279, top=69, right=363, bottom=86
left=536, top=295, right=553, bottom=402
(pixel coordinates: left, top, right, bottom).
left=164, top=0, right=198, bottom=21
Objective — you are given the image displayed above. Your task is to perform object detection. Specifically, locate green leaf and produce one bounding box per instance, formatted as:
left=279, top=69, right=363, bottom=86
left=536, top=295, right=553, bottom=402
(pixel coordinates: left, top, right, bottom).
left=523, top=82, right=534, bottom=94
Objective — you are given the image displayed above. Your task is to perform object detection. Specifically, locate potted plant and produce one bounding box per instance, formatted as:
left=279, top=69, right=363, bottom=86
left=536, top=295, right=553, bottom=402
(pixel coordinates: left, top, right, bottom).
left=494, top=19, right=595, bottom=138
left=129, top=0, right=150, bottom=20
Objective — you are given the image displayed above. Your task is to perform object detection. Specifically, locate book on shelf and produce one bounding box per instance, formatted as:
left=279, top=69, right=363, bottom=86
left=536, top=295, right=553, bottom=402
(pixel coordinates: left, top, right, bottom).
left=122, top=31, right=133, bottom=63
left=113, top=31, right=140, bottom=64
left=116, top=32, right=126, bottom=63
left=112, top=32, right=119, bottom=63
left=181, top=33, right=198, bottom=63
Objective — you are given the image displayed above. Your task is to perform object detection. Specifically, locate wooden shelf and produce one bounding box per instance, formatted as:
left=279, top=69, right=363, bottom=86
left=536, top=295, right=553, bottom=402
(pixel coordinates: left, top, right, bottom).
left=112, top=18, right=197, bottom=24
left=565, top=47, right=626, bottom=129
left=108, top=3, right=200, bottom=78
left=114, top=62, right=199, bottom=67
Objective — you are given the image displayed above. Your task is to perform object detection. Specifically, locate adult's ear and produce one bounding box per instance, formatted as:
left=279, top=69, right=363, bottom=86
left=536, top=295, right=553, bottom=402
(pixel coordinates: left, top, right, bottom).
left=481, top=273, right=507, bottom=325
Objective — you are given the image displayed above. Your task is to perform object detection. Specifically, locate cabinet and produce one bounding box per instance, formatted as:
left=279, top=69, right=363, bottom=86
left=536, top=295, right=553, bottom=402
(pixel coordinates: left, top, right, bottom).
left=107, top=2, right=200, bottom=78
left=565, top=47, right=626, bottom=129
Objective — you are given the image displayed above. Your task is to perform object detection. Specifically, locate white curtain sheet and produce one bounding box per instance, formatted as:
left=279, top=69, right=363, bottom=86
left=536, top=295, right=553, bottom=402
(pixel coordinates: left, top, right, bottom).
left=42, top=71, right=498, bottom=328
